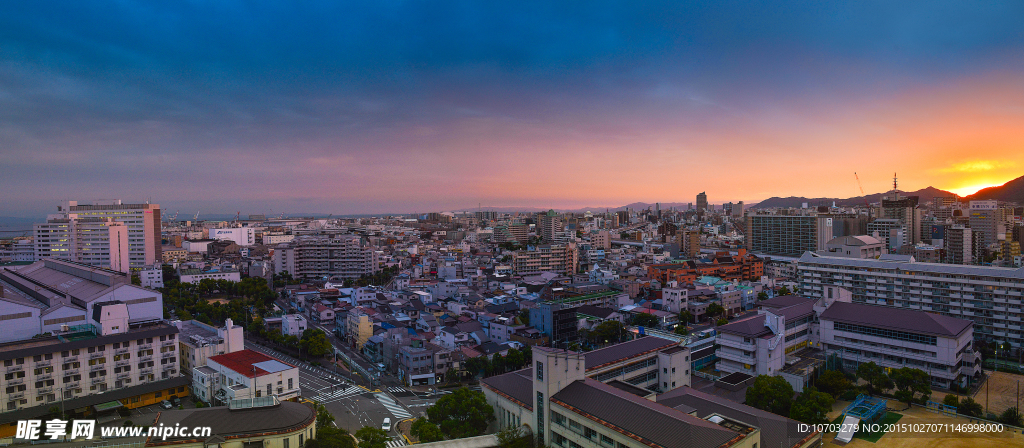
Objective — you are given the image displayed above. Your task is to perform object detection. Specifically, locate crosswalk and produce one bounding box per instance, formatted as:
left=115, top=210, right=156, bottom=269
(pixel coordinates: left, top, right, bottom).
left=375, top=392, right=413, bottom=419
left=308, top=385, right=364, bottom=404
left=386, top=438, right=407, bottom=448
left=386, top=386, right=406, bottom=393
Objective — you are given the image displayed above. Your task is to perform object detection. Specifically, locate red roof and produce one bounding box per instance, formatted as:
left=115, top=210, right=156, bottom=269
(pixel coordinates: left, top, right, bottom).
left=208, top=349, right=294, bottom=378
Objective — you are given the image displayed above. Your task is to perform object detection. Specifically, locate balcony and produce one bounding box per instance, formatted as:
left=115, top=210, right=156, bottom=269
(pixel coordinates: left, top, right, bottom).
left=140, top=367, right=153, bottom=375
left=89, top=352, right=105, bottom=360
left=7, top=378, right=23, bottom=386
left=90, top=365, right=105, bottom=372
left=5, top=365, right=22, bottom=373
left=91, top=377, right=106, bottom=385
left=116, top=360, right=130, bottom=368
left=140, top=355, right=153, bottom=362
left=37, top=386, right=53, bottom=394
left=715, top=349, right=755, bottom=365
left=717, top=338, right=755, bottom=351
left=116, top=373, right=131, bottom=380
left=65, top=382, right=80, bottom=390
left=161, top=340, right=176, bottom=348
left=115, top=349, right=129, bottom=356
left=36, top=373, right=52, bottom=381
left=34, top=361, right=51, bottom=369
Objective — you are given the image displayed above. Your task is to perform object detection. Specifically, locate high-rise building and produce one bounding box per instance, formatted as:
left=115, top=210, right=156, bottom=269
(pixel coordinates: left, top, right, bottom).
left=969, top=200, right=1003, bottom=249
left=746, top=214, right=832, bottom=257
left=696, top=192, right=708, bottom=214
left=33, top=200, right=161, bottom=271
left=272, top=235, right=379, bottom=280
left=733, top=201, right=744, bottom=218
left=881, top=190, right=922, bottom=245
left=943, top=225, right=973, bottom=265
left=538, top=210, right=563, bottom=243
left=678, top=230, right=700, bottom=258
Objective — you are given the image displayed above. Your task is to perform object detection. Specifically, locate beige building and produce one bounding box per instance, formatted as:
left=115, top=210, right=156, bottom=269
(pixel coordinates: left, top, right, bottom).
left=512, top=244, right=579, bottom=275
left=34, top=200, right=162, bottom=270
left=347, top=307, right=374, bottom=350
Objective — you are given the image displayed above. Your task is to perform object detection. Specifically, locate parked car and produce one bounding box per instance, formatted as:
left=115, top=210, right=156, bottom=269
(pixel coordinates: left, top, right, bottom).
left=170, top=396, right=181, bottom=407
left=381, top=418, right=391, bottom=432
left=160, top=400, right=173, bottom=409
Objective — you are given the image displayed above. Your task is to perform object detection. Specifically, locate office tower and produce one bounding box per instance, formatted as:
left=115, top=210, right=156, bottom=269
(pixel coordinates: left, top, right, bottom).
left=696, top=192, right=708, bottom=214
left=34, top=200, right=160, bottom=272
left=881, top=189, right=921, bottom=245
left=746, top=214, right=832, bottom=257
left=538, top=210, right=563, bottom=243
left=733, top=201, right=744, bottom=218
left=969, top=200, right=1002, bottom=249
left=943, top=225, right=973, bottom=265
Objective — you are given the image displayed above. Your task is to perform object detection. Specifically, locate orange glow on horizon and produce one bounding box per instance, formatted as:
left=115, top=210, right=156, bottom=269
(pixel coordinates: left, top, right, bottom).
left=947, top=183, right=1002, bottom=197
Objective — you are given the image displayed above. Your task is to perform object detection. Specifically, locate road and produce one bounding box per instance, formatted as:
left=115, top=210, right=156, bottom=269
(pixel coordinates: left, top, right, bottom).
left=245, top=340, right=443, bottom=446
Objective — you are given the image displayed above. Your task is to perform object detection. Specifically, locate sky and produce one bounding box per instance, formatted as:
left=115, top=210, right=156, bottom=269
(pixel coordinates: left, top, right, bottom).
left=2, top=1, right=1024, bottom=217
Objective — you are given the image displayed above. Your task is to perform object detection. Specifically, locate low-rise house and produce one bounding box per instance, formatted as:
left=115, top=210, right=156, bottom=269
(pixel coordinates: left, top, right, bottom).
left=193, top=349, right=300, bottom=406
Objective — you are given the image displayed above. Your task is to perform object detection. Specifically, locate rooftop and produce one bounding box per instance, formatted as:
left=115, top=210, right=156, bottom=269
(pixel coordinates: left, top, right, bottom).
left=208, top=349, right=296, bottom=378
left=799, top=251, right=1024, bottom=278
left=819, top=301, right=972, bottom=337
left=552, top=379, right=743, bottom=448
left=584, top=336, right=679, bottom=370
left=148, top=400, right=315, bottom=444
left=0, top=321, right=176, bottom=361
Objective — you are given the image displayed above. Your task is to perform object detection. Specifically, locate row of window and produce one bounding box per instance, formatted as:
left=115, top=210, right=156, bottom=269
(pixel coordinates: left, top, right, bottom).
left=833, top=322, right=937, bottom=345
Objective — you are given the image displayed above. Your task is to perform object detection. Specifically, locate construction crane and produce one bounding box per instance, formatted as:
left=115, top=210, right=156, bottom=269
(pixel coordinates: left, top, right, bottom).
left=194, top=211, right=200, bottom=221
left=854, top=172, right=870, bottom=207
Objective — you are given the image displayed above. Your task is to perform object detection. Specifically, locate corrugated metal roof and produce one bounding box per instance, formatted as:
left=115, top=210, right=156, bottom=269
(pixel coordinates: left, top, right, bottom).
left=584, top=336, right=677, bottom=370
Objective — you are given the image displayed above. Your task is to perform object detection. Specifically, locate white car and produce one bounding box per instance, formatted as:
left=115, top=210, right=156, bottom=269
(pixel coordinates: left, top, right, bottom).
left=382, top=418, right=391, bottom=432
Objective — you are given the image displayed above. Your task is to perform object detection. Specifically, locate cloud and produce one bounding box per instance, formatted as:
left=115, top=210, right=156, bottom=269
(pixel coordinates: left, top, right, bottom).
left=939, top=160, right=1018, bottom=173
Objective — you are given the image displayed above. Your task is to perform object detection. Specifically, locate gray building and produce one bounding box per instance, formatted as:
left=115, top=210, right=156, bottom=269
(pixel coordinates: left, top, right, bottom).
left=746, top=214, right=832, bottom=257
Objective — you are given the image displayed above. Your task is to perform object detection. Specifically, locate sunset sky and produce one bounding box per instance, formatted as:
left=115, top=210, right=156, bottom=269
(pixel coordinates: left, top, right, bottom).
left=2, top=2, right=1023, bottom=216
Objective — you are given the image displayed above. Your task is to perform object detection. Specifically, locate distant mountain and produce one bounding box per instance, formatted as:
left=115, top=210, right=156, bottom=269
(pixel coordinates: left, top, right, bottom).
left=751, top=186, right=957, bottom=209
left=965, top=175, right=1024, bottom=203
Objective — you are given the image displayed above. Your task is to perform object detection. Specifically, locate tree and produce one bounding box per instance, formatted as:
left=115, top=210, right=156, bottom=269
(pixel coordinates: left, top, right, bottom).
left=425, top=387, right=495, bottom=439
left=589, top=321, right=627, bottom=344
left=678, top=310, right=693, bottom=324
left=943, top=394, right=960, bottom=408
left=706, top=303, right=725, bottom=321
left=496, top=425, right=533, bottom=448
left=778, top=286, right=791, bottom=296
left=999, top=407, right=1023, bottom=426
left=959, top=397, right=983, bottom=417
left=745, top=375, right=794, bottom=417
left=315, top=402, right=336, bottom=428
left=890, top=367, right=931, bottom=405
left=355, top=427, right=388, bottom=448
left=716, top=318, right=728, bottom=326
left=674, top=325, right=689, bottom=335
left=816, top=370, right=851, bottom=399
left=757, top=292, right=769, bottom=301
left=301, top=329, right=333, bottom=358
left=308, top=427, right=357, bottom=448
left=411, top=418, right=444, bottom=442
left=789, top=387, right=834, bottom=425
left=856, top=362, right=893, bottom=395
left=632, top=313, right=660, bottom=328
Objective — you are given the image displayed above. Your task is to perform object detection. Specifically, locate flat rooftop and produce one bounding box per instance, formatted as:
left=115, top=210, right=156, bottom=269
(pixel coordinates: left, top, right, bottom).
left=0, top=321, right=177, bottom=361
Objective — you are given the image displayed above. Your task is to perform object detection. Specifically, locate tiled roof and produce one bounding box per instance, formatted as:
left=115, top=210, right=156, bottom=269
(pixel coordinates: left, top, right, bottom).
left=716, top=315, right=772, bottom=337
left=584, top=336, right=678, bottom=370
left=819, top=301, right=972, bottom=337
left=657, top=386, right=818, bottom=448
left=552, top=379, right=742, bottom=448
left=152, top=400, right=315, bottom=443
left=481, top=368, right=534, bottom=410
left=209, top=349, right=295, bottom=378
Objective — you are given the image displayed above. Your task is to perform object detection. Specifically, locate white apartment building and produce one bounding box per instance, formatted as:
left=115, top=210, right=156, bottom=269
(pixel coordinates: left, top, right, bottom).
left=281, top=314, right=308, bottom=337
left=34, top=200, right=162, bottom=270
left=192, top=349, right=300, bottom=406
left=715, top=296, right=814, bottom=379
left=139, top=264, right=164, bottom=289
left=176, top=318, right=244, bottom=375
left=273, top=235, right=379, bottom=280
left=178, top=267, right=241, bottom=284
left=797, top=252, right=1024, bottom=347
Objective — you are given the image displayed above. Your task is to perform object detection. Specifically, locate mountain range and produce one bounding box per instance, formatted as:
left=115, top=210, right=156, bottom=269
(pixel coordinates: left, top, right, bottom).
left=750, top=186, right=956, bottom=209
left=965, top=174, right=1024, bottom=203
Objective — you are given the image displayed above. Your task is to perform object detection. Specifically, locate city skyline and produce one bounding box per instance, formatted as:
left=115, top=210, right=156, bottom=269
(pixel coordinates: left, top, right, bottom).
left=3, top=2, right=1024, bottom=216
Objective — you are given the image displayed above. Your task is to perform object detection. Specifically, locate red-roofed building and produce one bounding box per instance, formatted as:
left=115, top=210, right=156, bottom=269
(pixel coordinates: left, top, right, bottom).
left=193, top=349, right=300, bottom=406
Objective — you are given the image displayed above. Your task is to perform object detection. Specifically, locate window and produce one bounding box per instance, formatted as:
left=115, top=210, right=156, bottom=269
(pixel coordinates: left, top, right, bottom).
left=583, top=427, right=597, bottom=440
left=288, top=378, right=293, bottom=389
left=284, top=438, right=290, bottom=448
left=600, top=435, right=614, bottom=447
left=536, top=361, right=543, bottom=381
left=155, top=391, right=161, bottom=398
